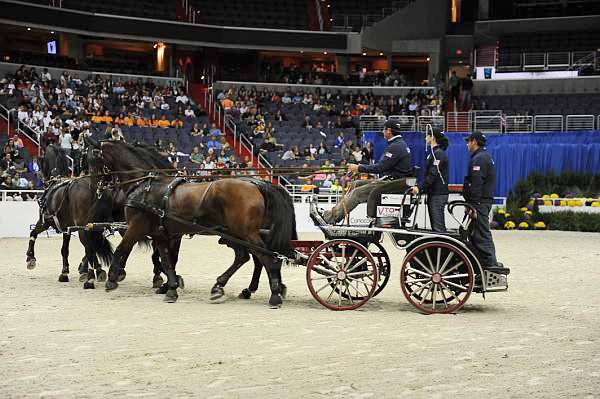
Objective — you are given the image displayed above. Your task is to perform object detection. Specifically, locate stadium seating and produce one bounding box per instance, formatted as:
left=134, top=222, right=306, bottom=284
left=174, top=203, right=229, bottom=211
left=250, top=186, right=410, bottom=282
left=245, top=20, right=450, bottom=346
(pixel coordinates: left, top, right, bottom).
left=477, top=93, right=600, bottom=116
left=19, top=0, right=177, bottom=21
left=190, top=0, right=309, bottom=29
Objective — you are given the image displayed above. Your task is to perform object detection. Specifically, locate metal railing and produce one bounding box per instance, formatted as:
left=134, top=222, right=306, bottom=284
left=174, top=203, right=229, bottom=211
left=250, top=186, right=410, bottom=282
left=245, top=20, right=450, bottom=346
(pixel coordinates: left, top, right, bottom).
left=1, top=189, right=43, bottom=201
left=417, top=116, right=444, bottom=132
left=445, top=112, right=471, bottom=133
left=506, top=116, right=534, bottom=133
left=485, top=49, right=598, bottom=72
left=534, top=115, right=563, bottom=132
left=565, top=115, right=595, bottom=131
left=388, top=115, right=416, bottom=131
left=359, top=115, right=386, bottom=131
left=474, top=116, right=502, bottom=133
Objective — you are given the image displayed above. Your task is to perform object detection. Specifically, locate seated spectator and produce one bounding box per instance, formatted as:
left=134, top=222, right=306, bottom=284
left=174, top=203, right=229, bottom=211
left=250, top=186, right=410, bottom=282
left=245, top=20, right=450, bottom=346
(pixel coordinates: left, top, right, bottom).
left=220, top=137, right=230, bottom=151
left=335, top=132, right=345, bottom=148
left=171, top=117, right=184, bottom=128
left=207, top=135, right=221, bottom=151
left=222, top=97, right=234, bottom=110
left=190, top=123, right=203, bottom=136
left=0, top=153, right=13, bottom=172
left=13, top=156, right=27, bottom=174
left=22, top=181, right=38, bottom=200
left=14, top=172, right=28, bottom=188
left=175, top=91, right=189, bottom=105
left=59, top=129, right=73, bottom=153
left=136, top=116, right=148, bottom=126
left=27, top=156, right=41, bottom=175
left=281, top=148, right=295, bottom=160
left=114, top=113, right=127, bottom=125
left=217, top=149, right=230, bottom=164
left=318, top=142, right=329, bottom=156
left=13, top=134, right=24, bottom=149
left=158, top=115, right=171, bottom=128
left=102, top=110, right=113, bottom=124
left=209, top=123, right=222, bottom=136
left=189, top=146, right=204, bottom=164
left=301, top=115, right=313, bottom=129
left=352, top=145, right=363, bottom=162
left=330, top=178, right=343, bottom=193
left=184, top=105, right=196, bottom=118
left=91, top=112, right=104, bottom=124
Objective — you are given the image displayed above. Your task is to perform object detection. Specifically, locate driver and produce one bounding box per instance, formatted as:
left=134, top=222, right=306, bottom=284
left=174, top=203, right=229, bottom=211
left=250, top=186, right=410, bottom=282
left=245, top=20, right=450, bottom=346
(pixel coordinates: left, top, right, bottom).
left=321, top=120, right=412, bottom=225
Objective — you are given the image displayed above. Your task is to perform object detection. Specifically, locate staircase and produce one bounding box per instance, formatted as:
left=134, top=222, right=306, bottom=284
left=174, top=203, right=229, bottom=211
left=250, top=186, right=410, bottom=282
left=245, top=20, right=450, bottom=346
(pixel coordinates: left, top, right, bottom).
left=189, top=83, right=260, bottom=170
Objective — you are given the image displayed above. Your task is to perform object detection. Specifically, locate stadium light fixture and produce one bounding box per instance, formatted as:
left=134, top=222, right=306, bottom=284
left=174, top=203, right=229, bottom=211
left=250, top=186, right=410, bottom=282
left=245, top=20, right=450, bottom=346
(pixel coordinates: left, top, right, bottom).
left=362, top=52, right=367, bottom=56
left=323, top=51, right=328, bottom=55
left=50, top=31, right=55, bottom=34
left=27, top=27, right=31, bottom=31
left=426, top=57, right=430, bottom=62
left=379, top=52, right=384, bottom=56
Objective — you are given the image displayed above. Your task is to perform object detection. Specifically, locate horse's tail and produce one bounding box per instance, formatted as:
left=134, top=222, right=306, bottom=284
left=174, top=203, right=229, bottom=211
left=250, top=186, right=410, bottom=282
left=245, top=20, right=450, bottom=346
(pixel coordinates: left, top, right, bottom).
left=86, top=192, right=115, bottom=267
left=254, top=180, right=297, bottom=256
left=86, top=231, right=113, bottom=267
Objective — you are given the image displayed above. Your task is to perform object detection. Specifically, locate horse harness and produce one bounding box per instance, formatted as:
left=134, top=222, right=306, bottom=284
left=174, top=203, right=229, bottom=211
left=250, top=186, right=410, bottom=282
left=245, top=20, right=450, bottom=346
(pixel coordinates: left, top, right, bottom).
left=38, top=178, right=74, bottom=233
left=123, top=175, right=286, bottom=260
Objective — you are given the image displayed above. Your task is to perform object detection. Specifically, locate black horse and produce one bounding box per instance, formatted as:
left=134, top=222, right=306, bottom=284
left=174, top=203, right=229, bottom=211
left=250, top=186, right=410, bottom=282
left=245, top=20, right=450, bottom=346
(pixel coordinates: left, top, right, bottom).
left=42, top=144, right=70, bottom=180
left=86, top=138, right=297, bottom=307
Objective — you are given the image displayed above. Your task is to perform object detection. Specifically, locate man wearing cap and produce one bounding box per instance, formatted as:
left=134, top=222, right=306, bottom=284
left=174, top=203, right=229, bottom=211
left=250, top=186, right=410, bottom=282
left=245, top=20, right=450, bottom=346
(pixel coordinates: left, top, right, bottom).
left=464, top=132, right=508, bottom=274
left=321, top=120, right=412, bottom=224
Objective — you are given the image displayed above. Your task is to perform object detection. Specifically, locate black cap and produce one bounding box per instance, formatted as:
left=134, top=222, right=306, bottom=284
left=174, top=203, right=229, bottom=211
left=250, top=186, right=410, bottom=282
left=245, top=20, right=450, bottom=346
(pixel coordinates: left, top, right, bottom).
left=383, top=120, right=402, bottom=133
left=464, top=131, right=486, bottom=145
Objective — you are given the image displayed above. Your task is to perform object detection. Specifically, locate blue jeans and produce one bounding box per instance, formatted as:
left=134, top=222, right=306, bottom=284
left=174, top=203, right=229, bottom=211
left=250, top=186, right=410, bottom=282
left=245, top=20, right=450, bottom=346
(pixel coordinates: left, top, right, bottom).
left=427, top=194, right=448, bottom=232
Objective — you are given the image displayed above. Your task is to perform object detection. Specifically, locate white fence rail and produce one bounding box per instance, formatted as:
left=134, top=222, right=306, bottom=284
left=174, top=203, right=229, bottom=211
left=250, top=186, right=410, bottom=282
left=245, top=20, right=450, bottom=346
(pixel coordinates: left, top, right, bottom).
left=474, top=116, right=502, bottom=133
left=565, top=115, right=595, bottom=131
left=387, top=115, right=416, bottom=131
left=534, top=115, right=563, bottom=132
left=417, top=116, right=444, bottom=132
left=506, top=116, right=534, bottom=133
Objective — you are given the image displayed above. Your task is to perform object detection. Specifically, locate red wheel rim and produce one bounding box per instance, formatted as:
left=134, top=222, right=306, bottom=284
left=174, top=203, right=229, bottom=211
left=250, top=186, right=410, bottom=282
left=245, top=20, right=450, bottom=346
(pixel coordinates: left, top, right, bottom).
left=400, top=242, right=474, bottom=314
left=306, top=240, right=378, bottom=311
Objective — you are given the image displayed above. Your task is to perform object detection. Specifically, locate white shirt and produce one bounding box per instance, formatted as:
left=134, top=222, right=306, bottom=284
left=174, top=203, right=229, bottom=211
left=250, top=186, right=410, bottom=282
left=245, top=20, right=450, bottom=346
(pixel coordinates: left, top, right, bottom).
left=176, top=95, right=189, bottom=104
left=42, top=72, right=52, bottom=81
left=59, top=133, right=72, bottom=149
left=184, top=108, right=196, bottom=117
left=160, top=102, right=170, bottom=110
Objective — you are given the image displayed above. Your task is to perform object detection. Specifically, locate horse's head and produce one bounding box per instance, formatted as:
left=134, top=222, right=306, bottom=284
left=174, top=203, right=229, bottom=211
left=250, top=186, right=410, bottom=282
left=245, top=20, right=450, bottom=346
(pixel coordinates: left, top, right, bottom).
left=83, top=136, right=106, bottom=175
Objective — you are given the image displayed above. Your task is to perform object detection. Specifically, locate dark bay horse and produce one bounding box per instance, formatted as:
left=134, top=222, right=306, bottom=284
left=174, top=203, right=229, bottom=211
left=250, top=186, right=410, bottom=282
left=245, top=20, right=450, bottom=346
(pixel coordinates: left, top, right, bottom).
left=86, top=139, right=297, bottom=307
left=42, top=144, right=70, bottom=179
left=26, top=176, right=113, bottom=284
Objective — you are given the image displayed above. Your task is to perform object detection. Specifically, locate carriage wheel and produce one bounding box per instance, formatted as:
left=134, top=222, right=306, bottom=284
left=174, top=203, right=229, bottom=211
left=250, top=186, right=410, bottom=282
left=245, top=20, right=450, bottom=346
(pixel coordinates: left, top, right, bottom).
left=400, top=242, right=474, bottom=314
left=369, top=242, right=391, bottom=298
left=306, top=240, right=378, bottom=311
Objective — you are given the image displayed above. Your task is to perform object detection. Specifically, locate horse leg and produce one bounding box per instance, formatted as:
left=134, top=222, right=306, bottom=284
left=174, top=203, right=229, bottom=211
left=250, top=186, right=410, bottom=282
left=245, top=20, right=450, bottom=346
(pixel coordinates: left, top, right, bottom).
left=151, top=241, right=164, bottom=289
left=105, top=228, right=140, bottom=291
left=77, top=231, right=91, bottom=282
left=154, top=236, right=180, bottom=303
left=210, top=245, right=251, bottom=301
left=239, top=254, right=262, bottom=300
left=26, top=218, right=48, bottom=269
left=248, top=236, right=283, bottom=308
left=58, top=233, right=71, bottom=282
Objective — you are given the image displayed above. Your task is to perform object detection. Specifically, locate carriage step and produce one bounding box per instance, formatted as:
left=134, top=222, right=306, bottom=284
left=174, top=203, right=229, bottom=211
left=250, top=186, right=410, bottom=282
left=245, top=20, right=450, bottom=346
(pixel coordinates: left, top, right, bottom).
left=483, top=270, right=508, bottom=292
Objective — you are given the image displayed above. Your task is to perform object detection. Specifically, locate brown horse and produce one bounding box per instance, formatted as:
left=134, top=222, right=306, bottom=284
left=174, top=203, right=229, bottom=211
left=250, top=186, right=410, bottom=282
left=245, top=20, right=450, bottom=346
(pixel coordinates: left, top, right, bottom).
left=86, top=139, right=297, bottom=307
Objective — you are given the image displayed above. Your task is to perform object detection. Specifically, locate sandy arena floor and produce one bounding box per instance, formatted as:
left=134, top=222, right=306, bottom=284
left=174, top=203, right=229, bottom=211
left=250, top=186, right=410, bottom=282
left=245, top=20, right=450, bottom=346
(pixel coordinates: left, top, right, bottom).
left=0, top=230, right=599, bottom=399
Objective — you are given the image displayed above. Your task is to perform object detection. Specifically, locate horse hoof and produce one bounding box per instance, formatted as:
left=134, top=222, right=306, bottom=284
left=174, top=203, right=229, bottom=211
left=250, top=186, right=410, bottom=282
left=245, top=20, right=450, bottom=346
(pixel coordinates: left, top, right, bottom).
left=79, top=273, right=88, bottom=282
left=177, top=275, right=185, bottom=290
left=164, top=289, right=178, bottom=303
left=58, top=274, right=69, bottom=283
left=83, top=281, right=95, bottom=289
left=155, top=283, right=168, bottom=295
left=105, top=280, right=118, bottom=291
left=269, top=294, right=283, bottom=309
left=26, top=258, right=36, bottom=270
left=117, top=270, right=126, bottom=282
left=210, top=286, right=225, bottom=301
left=280, top=284, right=287, bottom=299
left=239, top=288, right=252, bottom=300
left=96, top=270, right=107, bottom=282
left=152, top=275, right=164, bottom=289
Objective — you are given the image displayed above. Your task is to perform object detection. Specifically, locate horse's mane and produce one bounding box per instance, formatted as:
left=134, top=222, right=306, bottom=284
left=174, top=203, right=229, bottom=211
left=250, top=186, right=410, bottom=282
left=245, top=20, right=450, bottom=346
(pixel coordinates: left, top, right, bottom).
left=105, top=140, right=172, bottom=170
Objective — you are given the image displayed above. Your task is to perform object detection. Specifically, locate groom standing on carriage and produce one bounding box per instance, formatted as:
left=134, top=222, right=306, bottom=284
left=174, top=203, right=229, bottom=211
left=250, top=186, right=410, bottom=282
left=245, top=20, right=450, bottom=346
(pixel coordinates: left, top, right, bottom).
left=321, top=120, right=413, bottom=226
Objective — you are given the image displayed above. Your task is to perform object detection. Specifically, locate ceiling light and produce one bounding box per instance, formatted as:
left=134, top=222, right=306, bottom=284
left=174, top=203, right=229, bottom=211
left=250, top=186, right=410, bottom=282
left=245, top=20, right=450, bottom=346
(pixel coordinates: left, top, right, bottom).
left=379, top=52, right=384, bottom=56
left=27, top=27, right=31, bottom=31
left=426, top=57, right=430, bottom=62
left=362, top=52, right=367, bottom=56
left=323, top=51, right=328, bottom=55
left=50, top=31, right=55, bottom=34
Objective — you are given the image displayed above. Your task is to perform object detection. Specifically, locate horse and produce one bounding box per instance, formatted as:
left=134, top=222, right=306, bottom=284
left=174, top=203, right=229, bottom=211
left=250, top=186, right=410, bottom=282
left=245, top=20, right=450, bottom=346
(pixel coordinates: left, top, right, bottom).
left=86, top=138, right=297, bottom=307
left=26, top=176, right=113, bottom=285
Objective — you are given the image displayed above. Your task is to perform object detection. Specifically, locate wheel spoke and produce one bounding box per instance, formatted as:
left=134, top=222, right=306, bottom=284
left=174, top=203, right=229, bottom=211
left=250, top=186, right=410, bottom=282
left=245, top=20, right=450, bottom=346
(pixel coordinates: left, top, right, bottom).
left=313, top=263, right=337, bottom=276
left=438, top=251, right=455, bottom=275
left=337, top=281, right=342, bottom=307
left=442, top=273, right=470, bottom=280
left=343, top=249, right=358, bottom=270
left=406, top=277, right=430, bottom=284
left=411, top=280, right=432, bottom=300
left=315, top=280, right=334, bottom=294
left=346, top=270, right=374, bottom=277
left=442, top=261, right=464, bottom=276
left=424, top=249, right=435, bottom=274
left=406, top=267, right=432, bottom=278
left=440, top=282, right=460, bottom=302
left=344, top=283, right=354, bottom=304
left=346, top=256, right=368, bottom=273
left=439, top=284, right=449, bottom=307
left=318, top=255, right=338, bottom=270
left=419, top=282, right=433, bottom=305
left=431, top=284, right=438, bottom=310
left=326, top=282, right=337, bottom=302
left=436, top=247, right=441, bottom=272
left=442, top=279, right=468, bottom=292
left=413, top=255, right=435, bottom=275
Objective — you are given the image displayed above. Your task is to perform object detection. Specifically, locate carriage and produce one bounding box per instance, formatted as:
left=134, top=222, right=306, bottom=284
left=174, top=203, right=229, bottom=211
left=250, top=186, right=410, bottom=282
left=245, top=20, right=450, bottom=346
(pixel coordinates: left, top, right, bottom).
left=289, top=190, right=510, bottom=313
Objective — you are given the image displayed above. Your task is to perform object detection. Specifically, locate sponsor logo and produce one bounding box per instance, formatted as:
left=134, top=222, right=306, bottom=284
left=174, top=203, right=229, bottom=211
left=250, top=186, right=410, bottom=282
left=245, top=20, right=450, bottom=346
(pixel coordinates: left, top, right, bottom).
left=381, top=194, right=407, bottom=205
left=377, top=206, right=400, bottom=217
